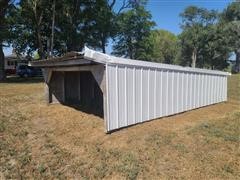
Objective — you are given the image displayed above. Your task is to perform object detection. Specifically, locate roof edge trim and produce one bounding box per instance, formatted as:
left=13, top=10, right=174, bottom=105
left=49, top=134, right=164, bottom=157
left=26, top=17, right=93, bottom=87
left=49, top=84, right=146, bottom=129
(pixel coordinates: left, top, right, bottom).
left=83, top=46, right=231, bottom=76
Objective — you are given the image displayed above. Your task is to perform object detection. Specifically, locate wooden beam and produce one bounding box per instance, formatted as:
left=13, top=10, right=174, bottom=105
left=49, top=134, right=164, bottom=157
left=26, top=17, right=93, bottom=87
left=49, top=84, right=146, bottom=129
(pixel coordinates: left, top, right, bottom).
left=31, top=58, right=94, bottom=67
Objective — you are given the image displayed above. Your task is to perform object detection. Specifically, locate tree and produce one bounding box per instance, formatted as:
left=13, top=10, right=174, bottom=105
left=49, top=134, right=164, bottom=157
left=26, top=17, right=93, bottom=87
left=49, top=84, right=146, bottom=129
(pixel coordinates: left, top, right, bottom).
left=54, top=0, right=93, bottom=52
left=0, top=0, right=13, bottom=81
left=112, top=5, right=155, bottom=60
left=221, top=2, right=240, bottom=72
left=50, top=0, right=56, bottom=57
left=179, top=6, right=218, bottom=68
left=86, top=0, right=116, bottom=53
left=11, top=0, right=53, bottom=59
left=11, top=0, right=139, bottom=58
left=89, top=0, right=145, bottom=53
left=12, top=0, right=99, bottom=57
left=144, top=29, right=178, bottom=64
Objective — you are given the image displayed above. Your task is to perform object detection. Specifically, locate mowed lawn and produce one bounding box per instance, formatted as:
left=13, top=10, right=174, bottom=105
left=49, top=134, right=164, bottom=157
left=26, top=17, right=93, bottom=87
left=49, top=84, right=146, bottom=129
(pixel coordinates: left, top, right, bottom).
left=0, top=75, right=239, bottom=179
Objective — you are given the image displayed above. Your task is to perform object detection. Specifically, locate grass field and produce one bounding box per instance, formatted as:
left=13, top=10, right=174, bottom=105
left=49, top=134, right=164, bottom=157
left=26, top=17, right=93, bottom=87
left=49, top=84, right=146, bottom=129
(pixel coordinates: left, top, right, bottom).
left=0, top=75, right=239, bottom=179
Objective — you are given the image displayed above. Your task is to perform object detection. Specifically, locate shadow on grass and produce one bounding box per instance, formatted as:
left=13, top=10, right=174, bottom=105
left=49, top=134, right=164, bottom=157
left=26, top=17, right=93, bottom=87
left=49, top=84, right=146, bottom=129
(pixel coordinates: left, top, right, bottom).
left=0, top=76, right=44, bottom=84
left=63, top=103, right=104, bottom=119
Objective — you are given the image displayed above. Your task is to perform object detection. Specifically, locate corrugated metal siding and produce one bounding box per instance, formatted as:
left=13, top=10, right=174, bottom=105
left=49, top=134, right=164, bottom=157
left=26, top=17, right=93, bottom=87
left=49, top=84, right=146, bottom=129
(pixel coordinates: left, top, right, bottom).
left=106, top=64, right=228, bottom=132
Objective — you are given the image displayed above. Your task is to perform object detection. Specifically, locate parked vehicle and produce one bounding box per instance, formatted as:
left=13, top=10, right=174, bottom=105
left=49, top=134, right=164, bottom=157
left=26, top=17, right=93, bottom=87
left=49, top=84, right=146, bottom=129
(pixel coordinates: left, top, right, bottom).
left=5, top=59, right=17, bottom=75
left=16, top=65, right=42, bottom=77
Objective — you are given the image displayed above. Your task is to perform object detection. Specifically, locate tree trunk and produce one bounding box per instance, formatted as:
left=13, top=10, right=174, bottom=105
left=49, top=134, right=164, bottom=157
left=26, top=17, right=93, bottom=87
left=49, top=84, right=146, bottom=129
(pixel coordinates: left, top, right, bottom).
left=235, top=49, right=240, bottom=73
left=0, top=0, right=9, bottom=81
left=37, top=28, right=44, bottom=59
left=191, top=48, right=197, bottom=68
left=101, top=38, right=106, bottom=53
left=0, top=43, right=5, bottom=81
left=33, top=1, right=44, bottom=59
left=102, top=44, right=106, bottom=54
left=50, top=0, right=56, bottom=57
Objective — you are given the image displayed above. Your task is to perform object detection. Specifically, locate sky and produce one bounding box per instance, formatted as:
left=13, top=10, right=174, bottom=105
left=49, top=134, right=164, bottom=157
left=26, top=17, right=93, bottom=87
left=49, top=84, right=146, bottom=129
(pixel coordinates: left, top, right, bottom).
left=145, top=0, right=233, bottom=34
left=4, top=0, right=234, bottom=56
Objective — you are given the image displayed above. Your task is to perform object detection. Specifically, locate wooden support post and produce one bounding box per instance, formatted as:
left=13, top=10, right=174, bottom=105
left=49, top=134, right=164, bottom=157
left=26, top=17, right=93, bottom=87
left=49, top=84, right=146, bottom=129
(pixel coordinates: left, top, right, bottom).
left=42, top=68, right=53, bottom=104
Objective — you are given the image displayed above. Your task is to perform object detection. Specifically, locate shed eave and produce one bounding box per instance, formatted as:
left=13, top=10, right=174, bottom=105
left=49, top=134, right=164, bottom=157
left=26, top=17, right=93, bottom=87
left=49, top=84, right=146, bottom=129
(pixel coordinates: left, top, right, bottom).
left=29, top=58, right=98, bottom=68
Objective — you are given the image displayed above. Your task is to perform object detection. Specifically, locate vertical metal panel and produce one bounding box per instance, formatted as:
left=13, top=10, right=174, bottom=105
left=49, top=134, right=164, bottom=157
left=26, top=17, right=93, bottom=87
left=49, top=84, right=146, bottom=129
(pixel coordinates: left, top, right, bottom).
left=173, top=72, right=178, bottom=114
left=124, top=67, right=128, bottom=126
left=211, top=76, right=214, bottom=104
left=197, top=73, right=200, bottom=107
left=214, top=75, right=217, bottom=103
left=179, top=72, right=183, bottom=112
left=168, top=71, right=173, bottom=115
left=213, top=75, right=216, bottom=104
left=223, top=76, right=226, bottom=101
left=142, top=69, right=148, bottom=121
left=191, top=73, right=194, bottom=108
left=218, top=76, right=221, bottom=102
left=215, top=75, right=218, bottom=103
left=163, top=70, right=168, bottom=116
left=149, top=69, right=155, bottom=119
left=219, top=76, right=222, bottom=102
left=171, top=72, right=175, bottom=114
left=154, top=70, right=157, bottom=117
left=160, top=71, right=163, bottom=116
left=189, top=73, right=192, bottom=110
left=207, top=75, right=210, bottom=105
left=106, top=64, right=110, bottom=131
left=217, top=75, right=220, bottom=102
left=193, top=73, right=196, bottom=108
left=203, top=74, right=206, bottom=106
left=162, top=70, right=168, bottom=116
left=199, top=73, right=202, bottom=107
left=200, top=74, right=204, bottom=107
left=208, top=75, right=211, bottom=105
left=118, top=66, right=126, bottom=128
left=207, top=74, right=210, bottom=105
left=106, top=64, right=228, bottom=132
left=220, top=76, right=223, bottom=101
left=197, top=73, right=200, bottom=108
left=107, top=65, right=116, bottom=130
left=224, top=76, right=226, bottom=100
left=184, top=73, right=188, bottom=111
left=155, top=70, right=162, bottom=117
left=133, top=68, right=136, bottom=124
left=127, top=67, right=134, bottom=125
left=135, top=68, right=142, bottom=123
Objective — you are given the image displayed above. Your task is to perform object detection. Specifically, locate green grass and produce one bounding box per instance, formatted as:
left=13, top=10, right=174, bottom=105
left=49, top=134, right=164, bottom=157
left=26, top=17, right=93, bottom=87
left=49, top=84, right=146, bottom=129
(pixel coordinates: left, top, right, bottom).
left=188, top=112, right=240, bottom=142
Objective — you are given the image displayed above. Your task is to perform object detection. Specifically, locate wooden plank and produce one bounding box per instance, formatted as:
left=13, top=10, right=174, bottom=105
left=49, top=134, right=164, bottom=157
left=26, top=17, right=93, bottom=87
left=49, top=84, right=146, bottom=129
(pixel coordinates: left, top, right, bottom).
left=31, top=58, right=94, bottom=67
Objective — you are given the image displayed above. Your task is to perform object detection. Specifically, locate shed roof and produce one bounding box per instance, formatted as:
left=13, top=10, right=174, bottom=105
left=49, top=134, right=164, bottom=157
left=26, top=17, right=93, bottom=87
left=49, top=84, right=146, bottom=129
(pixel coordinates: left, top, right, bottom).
left=30, top=46, right=230, bottom=76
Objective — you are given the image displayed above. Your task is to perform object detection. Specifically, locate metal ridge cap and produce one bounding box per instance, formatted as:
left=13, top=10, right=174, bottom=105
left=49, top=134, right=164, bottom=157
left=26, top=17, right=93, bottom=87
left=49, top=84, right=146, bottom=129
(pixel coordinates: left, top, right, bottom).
left=112, top=58, right=230, bottom=76
left=82, top=46, right=230, bottom=76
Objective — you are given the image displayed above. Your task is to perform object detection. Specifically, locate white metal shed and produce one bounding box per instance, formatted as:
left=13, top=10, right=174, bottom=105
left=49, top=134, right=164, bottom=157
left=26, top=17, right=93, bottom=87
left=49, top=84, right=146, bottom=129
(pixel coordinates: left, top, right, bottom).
left=31, top=47, right=230, bottom=133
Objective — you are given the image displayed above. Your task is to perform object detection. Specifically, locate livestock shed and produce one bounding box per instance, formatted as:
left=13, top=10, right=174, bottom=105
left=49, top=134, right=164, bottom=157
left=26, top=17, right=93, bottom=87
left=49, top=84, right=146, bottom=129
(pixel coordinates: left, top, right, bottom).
left=30, top=47, right=230, bottom=133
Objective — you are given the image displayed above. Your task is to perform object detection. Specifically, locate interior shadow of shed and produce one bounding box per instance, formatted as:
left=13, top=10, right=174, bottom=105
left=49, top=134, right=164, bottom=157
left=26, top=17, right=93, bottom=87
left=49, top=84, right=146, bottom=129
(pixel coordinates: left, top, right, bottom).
left=49, top=71, right=103, bottom=118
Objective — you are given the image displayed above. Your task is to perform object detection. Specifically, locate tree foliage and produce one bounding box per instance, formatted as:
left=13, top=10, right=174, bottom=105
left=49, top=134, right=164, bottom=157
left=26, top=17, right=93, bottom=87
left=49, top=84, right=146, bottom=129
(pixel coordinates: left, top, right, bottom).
left=179, top=6, right=231, bottom=70
left=179, top=6, right=219, bottom=68
left=221, top=2, right=240, bottom=72
left=112, top=5, right=155, bottom=59
left=1, top=0, right=239, bottom=77
left=0, top=0, right=15, bottom=80
left=142, top=29, right=178, bottom=64
left=10, top=0, right=136, bottom=58
left=11, top=0, right=53, bottom=59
